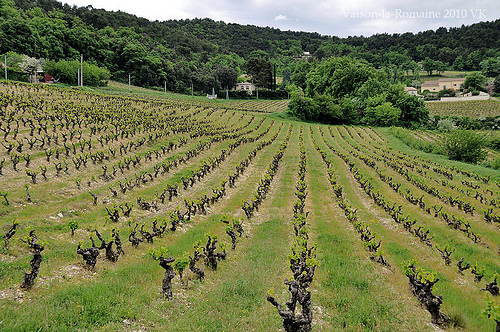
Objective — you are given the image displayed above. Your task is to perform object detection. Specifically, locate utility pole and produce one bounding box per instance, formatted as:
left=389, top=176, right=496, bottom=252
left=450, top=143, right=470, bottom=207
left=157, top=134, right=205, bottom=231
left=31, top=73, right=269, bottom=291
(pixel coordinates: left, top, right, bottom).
left=273, top=63, right=276, bottom=91
left=77, top=68, right=80, bottom=86
left=128, top=74, right=131, bottom=92
left=80, top=54, right=83, bottom=87
left=191, top=82, right=194, bottom=97
left=4, top=55, right=7, bottom=80
left=164, top=81, right=166, bottom=95
left=256, top=87, right=259, bottom=100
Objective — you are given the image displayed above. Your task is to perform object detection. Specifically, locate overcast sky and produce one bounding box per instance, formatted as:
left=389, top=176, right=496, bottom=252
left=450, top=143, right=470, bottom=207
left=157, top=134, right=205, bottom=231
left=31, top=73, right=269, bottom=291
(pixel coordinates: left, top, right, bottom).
left=62, top=0, right=498, bottom=37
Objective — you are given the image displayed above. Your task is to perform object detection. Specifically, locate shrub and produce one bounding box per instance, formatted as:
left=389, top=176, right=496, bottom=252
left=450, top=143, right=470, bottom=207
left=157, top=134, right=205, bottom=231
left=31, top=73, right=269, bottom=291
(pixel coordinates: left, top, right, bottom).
left=43, top=60, right=110, bottom=86
left=437, top=119, right=457, bottom=132
left=6, top=66, right=28, bottom=82
left=438, top=88, right=456, bottom=97
left=489, top=157, right=500, bottom=170
left=424, top=94, right=440, bottom=101
left=288, top=88, right=316, bottom=120
left=442, top=129, right=487, bottom=164
left=464, top=72, right=486, bottom=91
left=313, top=94, right=343, bottom=123
left=364, top=102, right=401, bottom=127
left=221, top=90, right=249, bottom=99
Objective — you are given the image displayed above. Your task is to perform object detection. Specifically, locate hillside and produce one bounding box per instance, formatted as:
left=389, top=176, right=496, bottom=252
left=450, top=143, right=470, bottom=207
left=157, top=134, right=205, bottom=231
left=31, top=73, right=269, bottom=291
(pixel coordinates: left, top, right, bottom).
left=1, top=0, right=500, bottom=93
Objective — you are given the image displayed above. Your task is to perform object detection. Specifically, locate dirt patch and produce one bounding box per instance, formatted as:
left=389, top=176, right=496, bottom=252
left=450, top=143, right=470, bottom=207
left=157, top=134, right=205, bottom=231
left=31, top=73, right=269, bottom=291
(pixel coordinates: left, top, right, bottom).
left=0, top=287, right=26, bottom=303
left=0, top=253, right=16, bottom=263
left=34, top=263, right=96, bottom=290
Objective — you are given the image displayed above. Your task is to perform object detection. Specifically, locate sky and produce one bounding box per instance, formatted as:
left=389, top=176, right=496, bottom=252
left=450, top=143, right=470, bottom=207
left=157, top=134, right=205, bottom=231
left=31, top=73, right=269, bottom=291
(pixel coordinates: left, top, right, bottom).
left=62, top=0, right=499, bottom=37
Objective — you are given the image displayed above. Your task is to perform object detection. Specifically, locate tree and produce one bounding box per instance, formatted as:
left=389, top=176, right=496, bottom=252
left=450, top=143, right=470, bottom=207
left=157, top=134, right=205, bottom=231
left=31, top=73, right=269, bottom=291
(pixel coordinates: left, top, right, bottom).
left=417, top=44, right=437, bottom=61
left=19, top=55, right=44, bottom=80
left=395, top=94, right=429, bottom=128
left=437, top=119, right=457, bottom=132
left=288, top=86, right=316, bottom=121
left=435, top=61, right=447, bottom=75
left=305, top=56, right=373, bottom=98
left=494, top=75, right=500, bottom=93
left=340, top=97, right=359, bottom=124
left=464, top=72, right=486, bottom=91
left=453, top=56, right=466, bottom=71
left=280, top=67, right=291, bottom=90
left=422, top=57, right=436, bottom=76
left=466, top=50, right=483, bottom=70
left=246, top=57, right=272, bottom=88
left=356, top=77, right=388, bottom=101
left=403, top=59, right=420, bottom=76
left=313, top=94, right=343, bottom=123
left=442, top=129, right=487, bottom=164
left=287, top=39, right=303, bottom=57
left=4, top=51, right=23, bottom=67
left=363, top=101, right=401, bottom=127
left=215, top=66, right=237, bottom=90
left=313, top=47, right=326, bottom=61
left=437, top=47, right=457, bottom=66
left=291, top=61, right=313, bottom=90
left=409, top=60, right=420, bottom=76
left=480, top=57, right=500, bottom=77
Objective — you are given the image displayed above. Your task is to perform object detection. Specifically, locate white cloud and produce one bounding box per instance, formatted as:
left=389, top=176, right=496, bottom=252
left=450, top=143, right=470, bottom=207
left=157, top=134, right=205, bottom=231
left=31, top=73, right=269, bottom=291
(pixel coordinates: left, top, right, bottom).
left=274, top=14, right=288, bottom=21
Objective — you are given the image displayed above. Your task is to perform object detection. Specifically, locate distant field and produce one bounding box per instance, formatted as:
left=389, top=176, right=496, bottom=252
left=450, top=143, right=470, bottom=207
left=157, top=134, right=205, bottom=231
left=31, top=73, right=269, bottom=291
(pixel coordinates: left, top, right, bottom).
left=223, top=99, right=290, bottom=113
left=426, top=99, right=500, bottom=118
left=415, top=70, right=470, bottom=81
left=77, top=81, right=290, bottom=113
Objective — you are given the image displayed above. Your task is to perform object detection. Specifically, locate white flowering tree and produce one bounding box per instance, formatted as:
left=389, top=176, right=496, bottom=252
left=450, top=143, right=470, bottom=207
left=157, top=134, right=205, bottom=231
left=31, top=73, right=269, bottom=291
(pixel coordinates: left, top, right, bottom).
left=19, top=56, right=45, bottom=82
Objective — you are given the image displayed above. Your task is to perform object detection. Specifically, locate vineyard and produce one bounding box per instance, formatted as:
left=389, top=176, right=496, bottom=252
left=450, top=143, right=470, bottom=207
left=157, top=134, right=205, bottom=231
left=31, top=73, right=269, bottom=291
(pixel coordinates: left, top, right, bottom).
left=426, top=99, right=500, bottom=118
left=0, top=81, right=500, bottom=331
left=388, top=127, right=500, bottom=165
left=222, top=99, right=290, bottom=113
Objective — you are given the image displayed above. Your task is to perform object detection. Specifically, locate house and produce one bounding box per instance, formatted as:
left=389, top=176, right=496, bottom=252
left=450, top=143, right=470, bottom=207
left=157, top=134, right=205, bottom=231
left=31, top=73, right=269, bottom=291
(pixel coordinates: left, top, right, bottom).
left=421, top=78, right=465, bottom=92
left=293, top=52, right=312, bottom=60
left=404, top=86, right=418, bottom=96
left=233, top=82, right=256, bottom=94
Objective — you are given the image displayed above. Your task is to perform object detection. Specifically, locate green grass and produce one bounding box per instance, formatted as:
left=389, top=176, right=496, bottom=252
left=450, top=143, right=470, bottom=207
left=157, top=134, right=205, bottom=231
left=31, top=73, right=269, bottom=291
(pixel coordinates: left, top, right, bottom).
left=410, top=70, right=472, bottom=82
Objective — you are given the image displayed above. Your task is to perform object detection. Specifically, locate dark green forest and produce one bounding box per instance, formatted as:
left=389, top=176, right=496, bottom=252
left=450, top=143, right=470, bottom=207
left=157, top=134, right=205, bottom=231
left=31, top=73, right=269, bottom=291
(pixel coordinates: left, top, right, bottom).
left=1, top=0, right=500, bottom=94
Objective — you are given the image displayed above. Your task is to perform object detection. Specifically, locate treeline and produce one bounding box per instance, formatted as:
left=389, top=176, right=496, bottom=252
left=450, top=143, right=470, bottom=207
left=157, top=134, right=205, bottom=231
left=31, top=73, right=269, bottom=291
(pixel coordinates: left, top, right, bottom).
left=165, top=18, right=500, bottom=71
left=1, top=0, right=500, bottom=93
left=288, top=57, right=428, bottom=127
left=2, top=0, right=246, bottom=92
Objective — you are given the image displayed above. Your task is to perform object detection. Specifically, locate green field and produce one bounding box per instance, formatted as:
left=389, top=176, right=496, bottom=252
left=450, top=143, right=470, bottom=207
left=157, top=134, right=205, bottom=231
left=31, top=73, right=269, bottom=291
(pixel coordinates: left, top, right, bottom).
left=0, top=81, right=499, bottom=331
left=412, top=70, right=470, bottom=82
left=427, top=99, right=500, bottom=118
